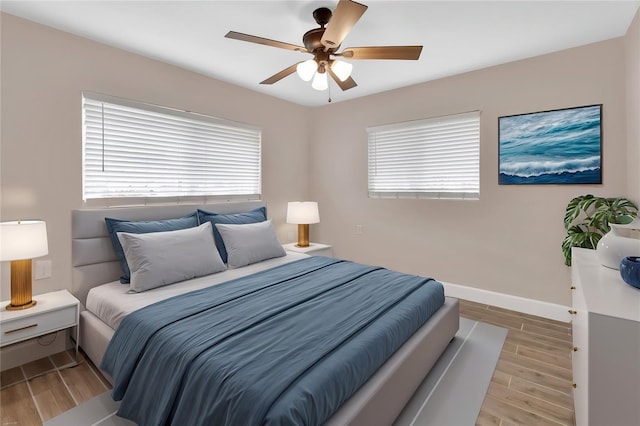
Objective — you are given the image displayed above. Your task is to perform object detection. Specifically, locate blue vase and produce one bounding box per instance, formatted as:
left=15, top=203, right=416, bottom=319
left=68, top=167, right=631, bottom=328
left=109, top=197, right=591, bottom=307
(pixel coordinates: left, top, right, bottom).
left=620, top=256, right=640, bottom=289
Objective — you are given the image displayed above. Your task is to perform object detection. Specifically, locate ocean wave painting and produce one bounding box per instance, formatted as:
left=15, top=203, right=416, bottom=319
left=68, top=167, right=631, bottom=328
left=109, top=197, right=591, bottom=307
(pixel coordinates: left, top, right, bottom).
left=498, top=105, right=602, bottom=184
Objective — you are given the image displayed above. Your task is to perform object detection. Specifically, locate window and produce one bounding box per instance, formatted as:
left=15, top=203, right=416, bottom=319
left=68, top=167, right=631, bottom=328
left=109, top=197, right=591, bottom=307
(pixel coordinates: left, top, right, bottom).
left=367, top=111, right=480, bottom=199
left=82, top=92, right=261, bottom=201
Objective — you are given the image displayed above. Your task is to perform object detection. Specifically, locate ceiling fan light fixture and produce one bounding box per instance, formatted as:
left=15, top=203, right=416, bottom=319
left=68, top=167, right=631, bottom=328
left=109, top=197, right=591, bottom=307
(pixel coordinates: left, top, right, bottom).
left=311, top=71, right=328, bottom=91
left=331, top=59, right=353, bottom=82
left=226, top=0, right=422, bottom=96
left=296, top=59, right=317, bottom=82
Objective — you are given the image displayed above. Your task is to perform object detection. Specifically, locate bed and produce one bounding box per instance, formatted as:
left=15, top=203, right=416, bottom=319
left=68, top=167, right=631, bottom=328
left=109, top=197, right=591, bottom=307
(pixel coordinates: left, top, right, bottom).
left=72, top=201, right=459, bottom=426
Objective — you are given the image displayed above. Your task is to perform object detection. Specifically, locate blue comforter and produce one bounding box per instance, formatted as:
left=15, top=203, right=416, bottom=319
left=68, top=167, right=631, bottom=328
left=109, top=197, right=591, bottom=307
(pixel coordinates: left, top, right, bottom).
left=101, top=256, right=444, bottom=426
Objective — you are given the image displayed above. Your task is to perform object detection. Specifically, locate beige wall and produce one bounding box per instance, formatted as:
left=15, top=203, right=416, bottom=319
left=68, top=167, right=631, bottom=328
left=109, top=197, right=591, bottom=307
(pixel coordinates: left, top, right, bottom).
left=309, top=38, right=629, bottom=306
left=1, top=11, right=637, bottom=308
left=0, top=14, right=310, bottom=299
left=626, top=9, right=640, bottom=205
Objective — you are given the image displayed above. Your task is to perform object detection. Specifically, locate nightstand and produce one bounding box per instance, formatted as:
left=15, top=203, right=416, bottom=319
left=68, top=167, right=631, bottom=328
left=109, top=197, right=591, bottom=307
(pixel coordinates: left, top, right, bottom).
left=0, top=289, right=79, bottom=364
left=283, top=242, right=333, bottom=257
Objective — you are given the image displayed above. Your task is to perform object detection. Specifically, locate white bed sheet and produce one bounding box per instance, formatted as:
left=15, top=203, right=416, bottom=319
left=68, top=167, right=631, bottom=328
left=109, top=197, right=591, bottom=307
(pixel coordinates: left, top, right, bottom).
left=85, top=252, right=309, bottom=330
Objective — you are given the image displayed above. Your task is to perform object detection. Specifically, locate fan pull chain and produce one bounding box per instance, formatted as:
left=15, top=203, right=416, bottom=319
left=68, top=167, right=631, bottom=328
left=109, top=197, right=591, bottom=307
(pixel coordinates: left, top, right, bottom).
left=328, top=80, right=332, bottom=103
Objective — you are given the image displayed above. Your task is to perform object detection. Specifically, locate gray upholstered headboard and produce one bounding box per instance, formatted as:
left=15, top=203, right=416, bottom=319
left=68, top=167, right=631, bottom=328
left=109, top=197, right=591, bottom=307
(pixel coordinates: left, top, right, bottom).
left=71, top=201, right=266, bottom=307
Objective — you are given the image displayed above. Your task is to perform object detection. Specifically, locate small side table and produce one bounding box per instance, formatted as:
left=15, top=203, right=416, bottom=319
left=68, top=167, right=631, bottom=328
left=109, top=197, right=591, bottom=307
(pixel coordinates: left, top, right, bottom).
left=283, top=242, right=333, bottom=257
left=0, top=289, right=80, bottom=366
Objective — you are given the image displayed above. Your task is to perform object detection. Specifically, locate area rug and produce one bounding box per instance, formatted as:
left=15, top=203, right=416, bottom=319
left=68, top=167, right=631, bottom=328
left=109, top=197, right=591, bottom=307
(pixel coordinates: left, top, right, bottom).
left=46, top=318, right=506, bottom=426
left=394, top=318, right=507, bottom=425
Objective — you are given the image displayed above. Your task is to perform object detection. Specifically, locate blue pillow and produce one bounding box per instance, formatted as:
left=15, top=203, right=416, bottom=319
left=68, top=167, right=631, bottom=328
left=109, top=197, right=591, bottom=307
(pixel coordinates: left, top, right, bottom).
left=197, top=207, right=266, bottom=263
left=105, top=212, right=199, bottom=283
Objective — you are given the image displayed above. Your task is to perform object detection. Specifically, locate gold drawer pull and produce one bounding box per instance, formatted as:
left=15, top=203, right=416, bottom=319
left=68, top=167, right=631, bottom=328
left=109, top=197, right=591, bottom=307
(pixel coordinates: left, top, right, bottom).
left=572, top=383, right=577, bottom=388
left=4, top=323, right=38, bottom=334
left=570, top=286, right=576, bottom=290
left=573, top=347, right=578, bottom=352
left=568, top=309, right=577, bottom=315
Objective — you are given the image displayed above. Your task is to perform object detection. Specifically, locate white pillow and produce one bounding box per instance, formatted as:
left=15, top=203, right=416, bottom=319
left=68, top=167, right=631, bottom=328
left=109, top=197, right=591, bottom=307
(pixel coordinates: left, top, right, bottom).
left=117, top=221, right=226, bottom=292
left=215, top=220, right=286, bottom=269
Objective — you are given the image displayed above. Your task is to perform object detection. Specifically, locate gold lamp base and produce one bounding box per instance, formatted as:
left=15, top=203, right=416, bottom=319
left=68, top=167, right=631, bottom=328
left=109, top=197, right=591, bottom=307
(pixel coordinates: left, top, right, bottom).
left=295, top=224, right=310, bottom=248
left=6, top=300, right=37, bottom=311
left=6, top=259, right=37, bottom=311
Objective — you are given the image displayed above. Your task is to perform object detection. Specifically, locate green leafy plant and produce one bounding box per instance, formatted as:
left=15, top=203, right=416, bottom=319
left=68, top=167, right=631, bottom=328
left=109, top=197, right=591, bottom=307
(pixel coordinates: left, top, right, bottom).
left=562, top=195, right=638, bottom=266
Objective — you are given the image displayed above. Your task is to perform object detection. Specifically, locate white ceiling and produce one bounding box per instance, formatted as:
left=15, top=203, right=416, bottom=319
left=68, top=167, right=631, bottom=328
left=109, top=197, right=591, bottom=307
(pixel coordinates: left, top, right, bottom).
left=2, top=1, right=639, bottom=107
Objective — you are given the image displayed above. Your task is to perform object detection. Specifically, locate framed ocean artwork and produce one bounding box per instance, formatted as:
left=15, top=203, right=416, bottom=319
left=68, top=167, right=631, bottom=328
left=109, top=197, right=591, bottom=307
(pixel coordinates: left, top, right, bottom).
left=498, top=104, right=602, bottom=184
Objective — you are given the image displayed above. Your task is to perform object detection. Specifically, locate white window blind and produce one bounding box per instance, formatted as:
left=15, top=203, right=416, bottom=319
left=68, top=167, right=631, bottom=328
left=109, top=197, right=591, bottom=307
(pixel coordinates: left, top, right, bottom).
left=82, top=92, right=261, bottom=200
left=367, top=111, right=480, bottom=199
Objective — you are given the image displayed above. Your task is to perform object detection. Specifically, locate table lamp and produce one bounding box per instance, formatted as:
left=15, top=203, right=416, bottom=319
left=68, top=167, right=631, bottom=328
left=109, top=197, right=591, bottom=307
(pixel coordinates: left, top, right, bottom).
left=286, top=202, right=320, bottom=248
left=0, top=220, right=49, bottom=310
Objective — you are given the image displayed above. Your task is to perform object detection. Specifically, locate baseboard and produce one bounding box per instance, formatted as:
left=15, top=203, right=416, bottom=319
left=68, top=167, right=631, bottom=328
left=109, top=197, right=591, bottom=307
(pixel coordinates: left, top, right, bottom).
left=442, top=282, right=571, bottom=323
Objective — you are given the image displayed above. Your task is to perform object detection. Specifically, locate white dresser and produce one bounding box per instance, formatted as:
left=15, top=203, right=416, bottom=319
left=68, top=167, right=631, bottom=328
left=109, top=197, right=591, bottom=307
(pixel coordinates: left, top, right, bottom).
left=571, top=248, right=640, bottom=426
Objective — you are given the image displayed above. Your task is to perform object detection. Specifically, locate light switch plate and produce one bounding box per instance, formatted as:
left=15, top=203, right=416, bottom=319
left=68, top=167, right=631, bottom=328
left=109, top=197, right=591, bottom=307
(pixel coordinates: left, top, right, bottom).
left=34, top=259, right=52, bottom=280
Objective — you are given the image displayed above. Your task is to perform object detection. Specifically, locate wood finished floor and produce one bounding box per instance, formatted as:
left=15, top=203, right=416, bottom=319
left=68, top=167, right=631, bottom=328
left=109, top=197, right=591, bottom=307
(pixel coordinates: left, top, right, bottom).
left=0, top=299, right=575, bottom=426
left=459, top=300, right=575, bottom=426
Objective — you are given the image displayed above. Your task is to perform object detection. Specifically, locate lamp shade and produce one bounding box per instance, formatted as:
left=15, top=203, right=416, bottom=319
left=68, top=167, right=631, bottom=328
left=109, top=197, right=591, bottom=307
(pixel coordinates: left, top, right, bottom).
left=296, top=59, right=317, bottom=82
left=286, top=202, right=320, bottom=225
left=330, top=60, right=353, bottom=82
left=311, top=71, right=328, bottom=91
left=0, top=221, right=49, bottom=261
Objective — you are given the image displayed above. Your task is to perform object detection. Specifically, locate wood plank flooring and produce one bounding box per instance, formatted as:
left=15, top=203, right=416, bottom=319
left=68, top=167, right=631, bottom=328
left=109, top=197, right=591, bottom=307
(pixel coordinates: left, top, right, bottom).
left=460, top=300, right=575, bottom=426
left=1, top=350, right=111, bottom=425
left=0, top=299, right=575, bottom=425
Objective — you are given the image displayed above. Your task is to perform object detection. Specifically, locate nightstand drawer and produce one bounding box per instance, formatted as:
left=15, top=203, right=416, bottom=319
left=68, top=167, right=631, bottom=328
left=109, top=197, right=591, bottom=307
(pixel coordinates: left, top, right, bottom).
left=1, top=306, right=77, bottom=346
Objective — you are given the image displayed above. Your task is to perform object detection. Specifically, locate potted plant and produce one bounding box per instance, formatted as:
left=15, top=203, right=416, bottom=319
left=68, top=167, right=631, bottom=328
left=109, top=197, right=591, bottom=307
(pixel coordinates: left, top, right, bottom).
left=562, top=195, right=638, bottom=266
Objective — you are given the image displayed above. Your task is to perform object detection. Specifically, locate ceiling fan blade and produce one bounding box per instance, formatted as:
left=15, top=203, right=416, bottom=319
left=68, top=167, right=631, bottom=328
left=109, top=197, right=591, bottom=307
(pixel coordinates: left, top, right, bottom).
left=328, top=68, right=358, bottom=91
left=260, top=62, right=301, bottom=85
left=341, top=46, right=423, bottom=60
left=225, top=31, right=307, bottom=52
left=321, top=0, right=368, bottom=49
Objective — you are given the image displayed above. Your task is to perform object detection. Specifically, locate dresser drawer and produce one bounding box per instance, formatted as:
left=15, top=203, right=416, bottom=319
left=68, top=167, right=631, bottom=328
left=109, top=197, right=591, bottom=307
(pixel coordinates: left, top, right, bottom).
left=1, top=306, right=77, bottom=347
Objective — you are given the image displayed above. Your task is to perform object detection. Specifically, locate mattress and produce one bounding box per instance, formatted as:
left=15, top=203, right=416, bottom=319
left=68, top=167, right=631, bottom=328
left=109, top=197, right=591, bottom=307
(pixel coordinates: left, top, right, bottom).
left=85, top=251, right=308, bottom=330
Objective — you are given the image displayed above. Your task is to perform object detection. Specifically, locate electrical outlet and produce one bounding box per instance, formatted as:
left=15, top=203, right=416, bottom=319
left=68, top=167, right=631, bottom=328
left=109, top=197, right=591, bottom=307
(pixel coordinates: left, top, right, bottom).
left=34, top=259, right=52, bottom=280
left=355, top=224, right=363, bottom=235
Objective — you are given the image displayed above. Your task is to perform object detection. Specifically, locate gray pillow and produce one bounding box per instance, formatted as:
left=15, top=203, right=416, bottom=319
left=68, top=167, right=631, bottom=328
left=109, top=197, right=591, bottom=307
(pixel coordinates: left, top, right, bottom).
left=215, top=220, right=286, bottom=269
left=105, top=212, right=199, bottom=284
left=117, top=221, right=226, bottom=292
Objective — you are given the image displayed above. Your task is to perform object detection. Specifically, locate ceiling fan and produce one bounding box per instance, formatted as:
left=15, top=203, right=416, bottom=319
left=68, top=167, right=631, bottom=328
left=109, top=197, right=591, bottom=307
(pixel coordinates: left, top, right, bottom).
left=225, top=0, right=423, bottom=93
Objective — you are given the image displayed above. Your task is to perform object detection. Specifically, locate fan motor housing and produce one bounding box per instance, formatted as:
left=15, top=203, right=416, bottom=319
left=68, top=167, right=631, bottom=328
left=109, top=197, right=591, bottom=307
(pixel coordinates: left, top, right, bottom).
left=302, top=28, right=326, bottom=52
left=303, top=7, right=337, bottom=53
